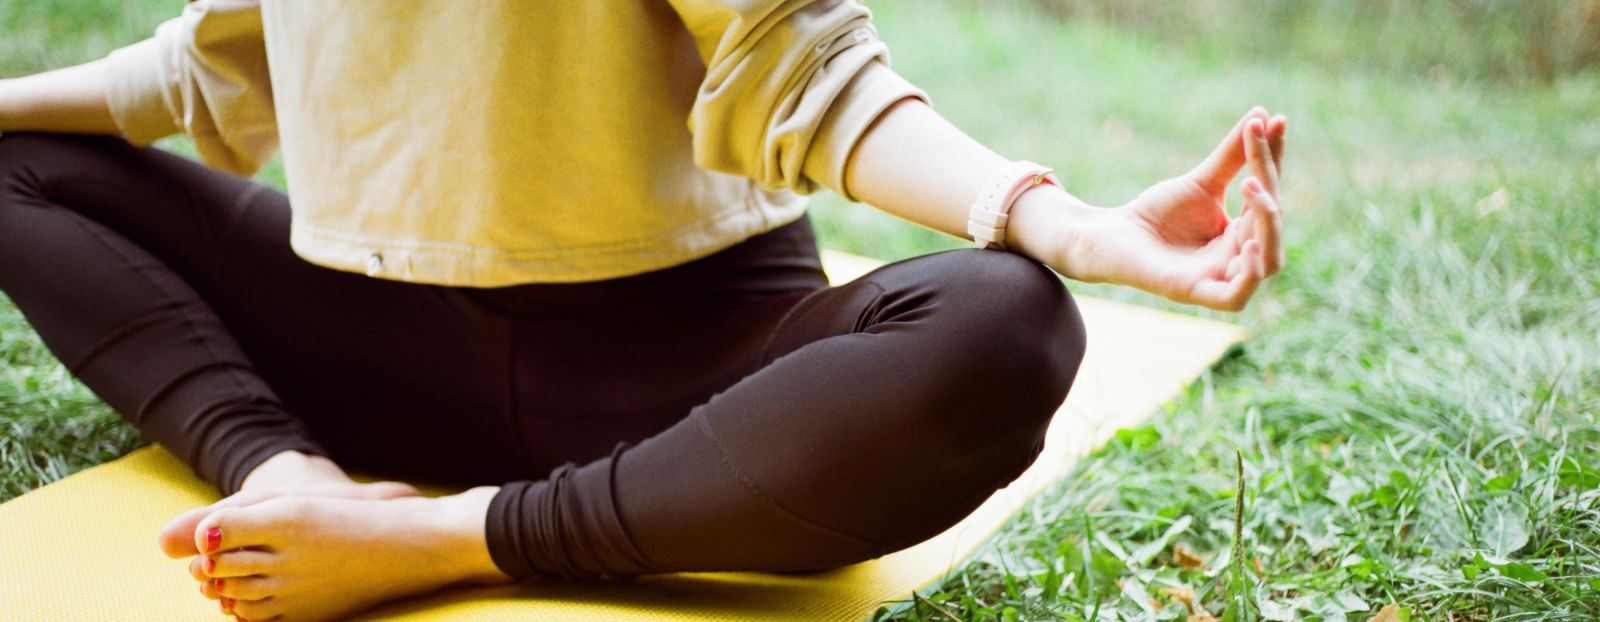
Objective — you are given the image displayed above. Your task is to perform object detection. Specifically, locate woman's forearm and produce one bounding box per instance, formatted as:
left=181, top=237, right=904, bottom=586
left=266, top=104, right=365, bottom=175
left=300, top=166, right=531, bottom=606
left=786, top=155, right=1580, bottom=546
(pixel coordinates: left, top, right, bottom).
left=843, top=97, right=1102, bottom=276
left=0, top=58, right=120, bottom=134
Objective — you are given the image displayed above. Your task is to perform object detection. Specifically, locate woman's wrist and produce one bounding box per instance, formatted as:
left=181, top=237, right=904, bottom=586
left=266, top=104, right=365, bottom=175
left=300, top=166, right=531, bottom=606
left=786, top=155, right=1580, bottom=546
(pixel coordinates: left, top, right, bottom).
left=1005, top=184, right=1106, bottom=280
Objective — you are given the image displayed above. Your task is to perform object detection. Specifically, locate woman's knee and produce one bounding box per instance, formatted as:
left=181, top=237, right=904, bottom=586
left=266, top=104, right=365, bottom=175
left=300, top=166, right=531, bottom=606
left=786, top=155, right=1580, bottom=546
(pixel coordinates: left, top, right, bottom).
left=0, top=133, right=45, bottom=191
left=0, top=132, right=118, bottom=197
left=898, top=249, right=1087, bottom=426
left=861, top=252, right=1087, bottom=552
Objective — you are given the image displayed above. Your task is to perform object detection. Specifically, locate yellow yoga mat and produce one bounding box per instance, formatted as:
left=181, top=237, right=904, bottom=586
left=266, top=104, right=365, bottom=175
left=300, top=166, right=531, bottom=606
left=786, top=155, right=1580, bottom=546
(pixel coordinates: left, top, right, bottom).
left=0, top=251, right=1245, bottom=621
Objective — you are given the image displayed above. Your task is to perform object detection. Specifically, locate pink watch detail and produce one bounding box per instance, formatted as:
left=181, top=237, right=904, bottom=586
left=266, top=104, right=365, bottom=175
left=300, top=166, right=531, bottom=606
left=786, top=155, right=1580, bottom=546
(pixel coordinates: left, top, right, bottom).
left=967, top=161, right=1060, bottom=250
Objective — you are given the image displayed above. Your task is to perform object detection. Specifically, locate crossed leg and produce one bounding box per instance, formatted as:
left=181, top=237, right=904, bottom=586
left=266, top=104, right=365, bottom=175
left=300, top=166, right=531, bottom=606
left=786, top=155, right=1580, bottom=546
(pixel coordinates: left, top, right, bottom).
left=0, top=133, right=1086, bottom=621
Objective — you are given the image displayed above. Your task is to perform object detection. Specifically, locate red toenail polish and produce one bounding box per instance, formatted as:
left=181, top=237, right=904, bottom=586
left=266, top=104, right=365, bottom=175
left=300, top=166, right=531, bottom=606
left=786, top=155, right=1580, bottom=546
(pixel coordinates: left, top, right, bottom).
left=204, top=527, right=222, bottom=553
left=203, top=557, right=216, bottom=574
left=215, top=578, right=225, bottom=592
left=221, top=597, right=234, bottom=613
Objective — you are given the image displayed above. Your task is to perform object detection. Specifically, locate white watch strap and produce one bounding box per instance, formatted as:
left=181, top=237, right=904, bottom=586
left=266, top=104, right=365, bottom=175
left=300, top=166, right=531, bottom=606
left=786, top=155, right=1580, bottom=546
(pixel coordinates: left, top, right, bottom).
left=968, top=161, right=1059, bottom=250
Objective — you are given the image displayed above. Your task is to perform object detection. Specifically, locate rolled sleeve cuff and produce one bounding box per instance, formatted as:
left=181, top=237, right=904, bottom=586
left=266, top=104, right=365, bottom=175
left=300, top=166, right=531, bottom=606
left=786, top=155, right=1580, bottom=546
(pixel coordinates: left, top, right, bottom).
left=105, top=37, right=179, bottom=146
left=801, top=60, right=927, bottom=203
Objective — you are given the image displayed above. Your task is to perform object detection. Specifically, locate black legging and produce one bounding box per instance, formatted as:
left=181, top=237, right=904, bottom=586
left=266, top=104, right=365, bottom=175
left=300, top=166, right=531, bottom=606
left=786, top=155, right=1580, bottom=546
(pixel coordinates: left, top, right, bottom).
left=0, top=132, right=1085, bottom=579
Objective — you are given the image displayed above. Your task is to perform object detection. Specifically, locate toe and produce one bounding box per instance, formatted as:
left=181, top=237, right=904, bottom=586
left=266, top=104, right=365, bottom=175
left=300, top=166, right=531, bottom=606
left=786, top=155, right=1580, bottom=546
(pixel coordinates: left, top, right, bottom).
left=209, top=549, right=276, bottom=578
left=188, top=555, right=210, bottom=582
left=216, top=575, right=277, bottom=601
left=195, top=502, right=293, bottom=555
left=158, top=506, right=213, bottom=557
left=232, top=596, right=284, bottom=621
left=161, top=490, right=288, bottom=557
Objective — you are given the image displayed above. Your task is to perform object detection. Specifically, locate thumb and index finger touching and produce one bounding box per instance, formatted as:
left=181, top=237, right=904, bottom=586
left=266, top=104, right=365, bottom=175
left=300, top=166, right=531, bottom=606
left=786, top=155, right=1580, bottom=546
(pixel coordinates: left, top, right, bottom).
left=1189, top=107, right=1266, bottom=193
left=1195, top=106, right=1288, bottom=275
left=1189, top=106, right=1288, bottom=196
left=1187, top=106, right=1290, bottom=310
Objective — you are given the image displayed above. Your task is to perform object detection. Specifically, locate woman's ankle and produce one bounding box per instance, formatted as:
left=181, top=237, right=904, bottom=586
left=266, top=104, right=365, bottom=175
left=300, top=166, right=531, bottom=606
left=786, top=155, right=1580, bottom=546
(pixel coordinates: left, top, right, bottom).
left=432, top=486, right=516, bottom=585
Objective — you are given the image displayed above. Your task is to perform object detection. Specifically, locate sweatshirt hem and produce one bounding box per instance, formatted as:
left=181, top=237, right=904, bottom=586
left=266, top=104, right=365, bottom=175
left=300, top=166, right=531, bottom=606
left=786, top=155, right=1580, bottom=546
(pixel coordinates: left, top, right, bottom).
left=289, top=199, right=809, bottom=287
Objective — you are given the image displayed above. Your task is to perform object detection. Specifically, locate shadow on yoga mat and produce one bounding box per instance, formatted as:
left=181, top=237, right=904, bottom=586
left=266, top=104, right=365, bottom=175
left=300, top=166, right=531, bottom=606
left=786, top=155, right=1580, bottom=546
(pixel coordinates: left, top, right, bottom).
left=0, top=251, right=1245, bottom=621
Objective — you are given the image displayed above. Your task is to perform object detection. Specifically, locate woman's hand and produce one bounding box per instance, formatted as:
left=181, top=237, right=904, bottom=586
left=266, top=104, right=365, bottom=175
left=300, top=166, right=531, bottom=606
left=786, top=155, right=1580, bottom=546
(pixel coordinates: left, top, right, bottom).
left=1058, top=108, right=1286, bottom=311
left=843, top=98, right=1284, bottom=312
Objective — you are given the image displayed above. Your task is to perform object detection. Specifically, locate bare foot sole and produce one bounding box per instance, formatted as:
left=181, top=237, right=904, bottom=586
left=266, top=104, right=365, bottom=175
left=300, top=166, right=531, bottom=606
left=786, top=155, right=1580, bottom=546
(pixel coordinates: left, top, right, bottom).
left=181, top=489, right=509, bottom=621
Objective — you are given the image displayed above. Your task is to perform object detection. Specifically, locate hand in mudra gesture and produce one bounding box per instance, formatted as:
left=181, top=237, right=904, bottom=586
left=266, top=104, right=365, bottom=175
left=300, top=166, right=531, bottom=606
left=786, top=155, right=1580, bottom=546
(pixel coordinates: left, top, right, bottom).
left=1064, top=107, right=1286, bottom=311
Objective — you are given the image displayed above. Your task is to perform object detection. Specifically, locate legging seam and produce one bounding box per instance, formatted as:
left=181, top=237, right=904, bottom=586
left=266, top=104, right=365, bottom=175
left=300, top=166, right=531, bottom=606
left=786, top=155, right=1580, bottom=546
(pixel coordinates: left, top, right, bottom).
left=66, top=209, right=277, bottom=444
left=692, top=413, right=884, bottom=550
left=61, top=308, right=175, bottom=374
left=133, top=361, right=261, bottom=424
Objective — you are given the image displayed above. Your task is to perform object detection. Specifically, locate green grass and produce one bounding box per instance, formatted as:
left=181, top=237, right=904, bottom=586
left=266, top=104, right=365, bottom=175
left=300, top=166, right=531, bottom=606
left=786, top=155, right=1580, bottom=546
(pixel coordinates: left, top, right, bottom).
left=3, top=1, right=1598, bottom=620
left=846, top=3, right=1600, bottom=621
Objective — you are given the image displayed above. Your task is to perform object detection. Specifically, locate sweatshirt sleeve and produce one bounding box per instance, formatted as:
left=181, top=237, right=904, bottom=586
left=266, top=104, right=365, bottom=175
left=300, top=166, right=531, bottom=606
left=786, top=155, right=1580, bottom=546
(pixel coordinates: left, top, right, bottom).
left=667, top=0, right=928, bottom=201
left=103, top=0, right=278, bottom=177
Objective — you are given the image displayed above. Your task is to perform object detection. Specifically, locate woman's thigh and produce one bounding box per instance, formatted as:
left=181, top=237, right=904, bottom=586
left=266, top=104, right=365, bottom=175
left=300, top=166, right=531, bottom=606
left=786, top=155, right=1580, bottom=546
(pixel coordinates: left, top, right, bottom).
left=0, top=133, right=527, bottom=481
left=0, top=133, right=850, bottom=483
left=485, top=248, right=1086, bottom=577
left=498, top=216, right=831, bottom=471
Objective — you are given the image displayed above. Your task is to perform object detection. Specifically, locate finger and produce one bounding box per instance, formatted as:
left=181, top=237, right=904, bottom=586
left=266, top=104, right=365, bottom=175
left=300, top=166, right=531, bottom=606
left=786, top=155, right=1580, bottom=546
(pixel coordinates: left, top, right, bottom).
left=1243, top=118, right=1279, bottom=197
left=1243, top=177, right=1284, bottom=274
left=1188, top=106, right=1268, bottom=193
left=1227, top=241, right=1267, bottom=311
left=1267, top=115, right=1287, bottom=180
left=1193, top=241, right=1264, bottom=312
left=1227, top=186, right=1259, bottom=249
left=1224, top=241, right=1252, bottom=279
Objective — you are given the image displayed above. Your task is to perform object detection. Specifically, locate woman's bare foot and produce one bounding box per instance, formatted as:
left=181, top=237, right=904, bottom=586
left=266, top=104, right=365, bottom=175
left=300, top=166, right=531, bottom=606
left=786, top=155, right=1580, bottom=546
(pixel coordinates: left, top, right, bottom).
left=237, top=450, right=376, bottom=492
left=157, top=451, right=420, bottom=558
left=173, top=487, right=511, bottom=621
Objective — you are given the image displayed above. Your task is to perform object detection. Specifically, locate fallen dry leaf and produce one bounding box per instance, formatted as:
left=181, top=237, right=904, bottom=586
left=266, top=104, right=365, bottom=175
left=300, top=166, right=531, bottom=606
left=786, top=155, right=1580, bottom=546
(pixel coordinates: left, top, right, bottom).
left=1367, top=604, right=1403, bottom=622
left=1189, top=614, right=1217, bottom=622
left=1173, top=544, right=1206, bottom=570
left=1158, top=586, right=1197, bottom=614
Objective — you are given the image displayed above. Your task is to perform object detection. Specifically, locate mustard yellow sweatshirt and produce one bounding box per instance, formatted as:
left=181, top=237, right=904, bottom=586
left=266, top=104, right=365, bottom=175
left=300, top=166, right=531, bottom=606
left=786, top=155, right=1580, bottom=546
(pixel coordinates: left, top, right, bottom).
left=104, top=0, right=925, bottom=286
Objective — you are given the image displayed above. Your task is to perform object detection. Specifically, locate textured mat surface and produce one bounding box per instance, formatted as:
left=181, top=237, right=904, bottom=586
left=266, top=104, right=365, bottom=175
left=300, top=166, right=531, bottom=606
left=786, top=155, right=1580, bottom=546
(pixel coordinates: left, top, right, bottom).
left=0, top=250, right=1245, bottom=621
